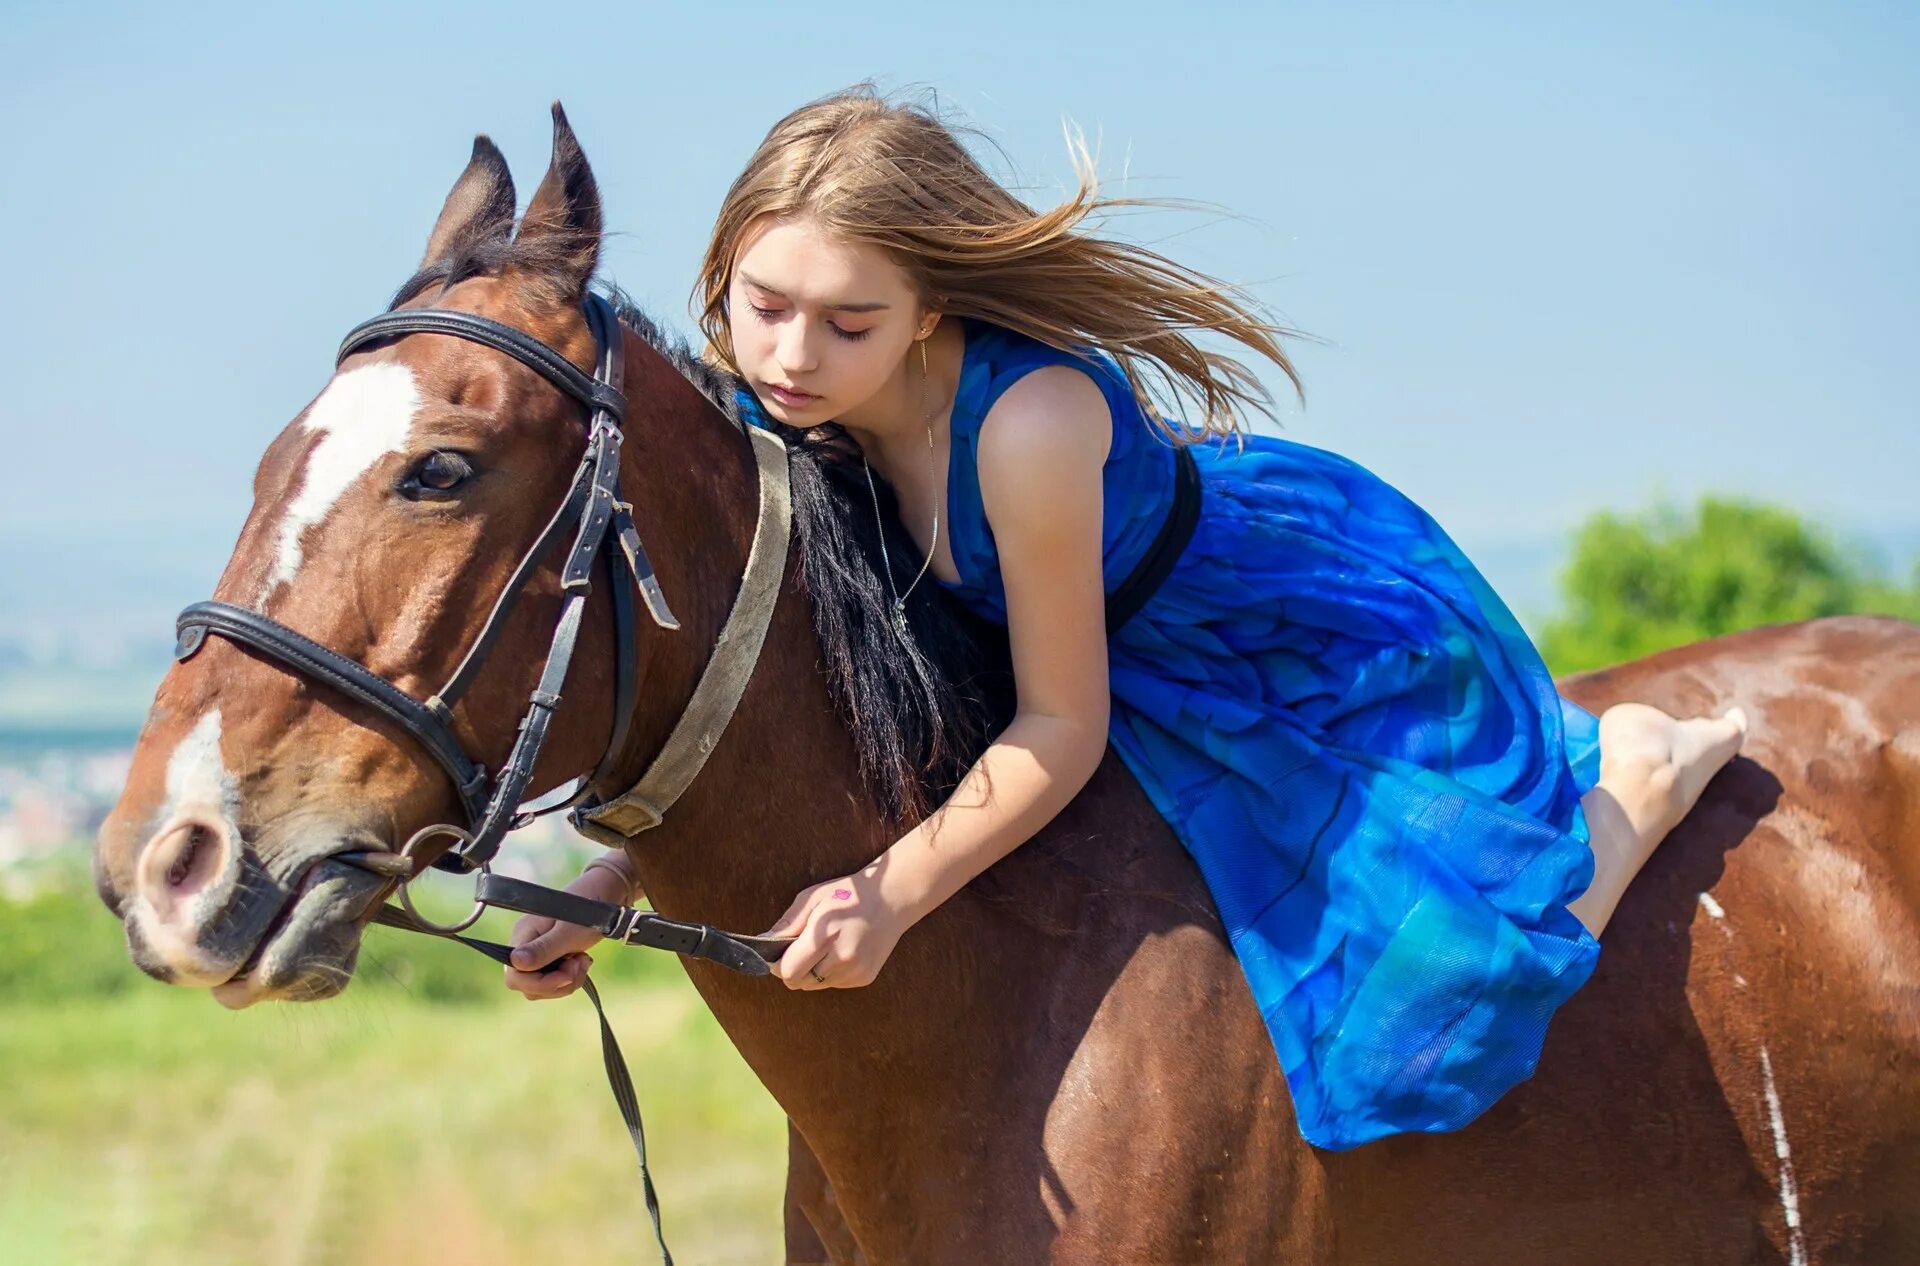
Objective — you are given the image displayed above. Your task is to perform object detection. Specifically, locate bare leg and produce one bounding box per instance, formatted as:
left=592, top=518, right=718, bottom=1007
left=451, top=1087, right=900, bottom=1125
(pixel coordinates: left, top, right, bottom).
left=1567, top=701, right=1749, bottom=936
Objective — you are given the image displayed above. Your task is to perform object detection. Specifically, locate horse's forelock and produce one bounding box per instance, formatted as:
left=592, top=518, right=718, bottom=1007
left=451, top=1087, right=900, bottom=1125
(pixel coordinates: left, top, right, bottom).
left=391, top=231, right=593, bottom=313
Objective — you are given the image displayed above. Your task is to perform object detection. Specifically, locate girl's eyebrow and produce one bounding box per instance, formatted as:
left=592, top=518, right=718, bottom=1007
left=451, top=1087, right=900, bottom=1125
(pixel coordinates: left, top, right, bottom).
left=739, top=272, right=891, bottom=313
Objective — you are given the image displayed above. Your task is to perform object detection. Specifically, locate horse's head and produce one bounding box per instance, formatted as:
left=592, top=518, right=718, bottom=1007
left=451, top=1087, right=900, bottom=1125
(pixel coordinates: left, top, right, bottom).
left=95, top=106, right=652, bottom=1007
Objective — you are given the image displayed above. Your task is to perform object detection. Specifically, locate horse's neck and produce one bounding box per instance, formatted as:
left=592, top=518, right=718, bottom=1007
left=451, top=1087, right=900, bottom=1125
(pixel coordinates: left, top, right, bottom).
left=598, top=334, right=1000, bottom=1184
left=602, top=332, right=890, bottom=933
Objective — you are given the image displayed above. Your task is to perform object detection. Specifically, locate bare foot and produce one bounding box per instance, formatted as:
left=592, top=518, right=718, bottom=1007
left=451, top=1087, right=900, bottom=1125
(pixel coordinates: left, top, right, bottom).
left=1597, top=702, right=1749, bottom=847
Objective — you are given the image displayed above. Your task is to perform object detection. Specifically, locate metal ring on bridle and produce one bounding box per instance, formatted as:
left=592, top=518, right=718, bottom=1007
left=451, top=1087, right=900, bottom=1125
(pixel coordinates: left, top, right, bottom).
left=396, top=823, right=488, bottom=933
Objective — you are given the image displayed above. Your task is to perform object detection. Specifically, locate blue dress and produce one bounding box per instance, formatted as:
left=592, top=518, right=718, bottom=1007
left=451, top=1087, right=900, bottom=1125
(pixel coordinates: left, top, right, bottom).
left=742, top=315, right=1604, bottom=1151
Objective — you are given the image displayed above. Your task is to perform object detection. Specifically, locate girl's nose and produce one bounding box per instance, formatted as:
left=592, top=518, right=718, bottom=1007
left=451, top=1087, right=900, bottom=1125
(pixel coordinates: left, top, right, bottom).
left=776, top=321, right=819, bottom=376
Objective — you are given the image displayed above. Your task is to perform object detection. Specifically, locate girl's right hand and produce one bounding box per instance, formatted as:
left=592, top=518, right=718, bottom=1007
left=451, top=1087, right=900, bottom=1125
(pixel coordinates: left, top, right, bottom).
left=502, top=863, right=630, bottom=1001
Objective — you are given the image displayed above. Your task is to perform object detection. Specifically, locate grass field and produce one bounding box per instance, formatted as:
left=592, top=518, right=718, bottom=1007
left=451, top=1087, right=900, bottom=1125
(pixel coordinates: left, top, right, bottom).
left=0, top=898, right=793, bottom=1265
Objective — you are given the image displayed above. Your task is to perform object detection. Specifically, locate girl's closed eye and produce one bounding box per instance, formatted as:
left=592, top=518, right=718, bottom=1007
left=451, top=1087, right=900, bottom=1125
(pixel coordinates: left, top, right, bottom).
left=748, top=302, right=872, bottom=342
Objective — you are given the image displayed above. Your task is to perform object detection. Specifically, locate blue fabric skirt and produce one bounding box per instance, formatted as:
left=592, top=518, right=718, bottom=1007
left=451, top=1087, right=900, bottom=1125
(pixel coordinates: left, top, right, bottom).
left=1105, top=432, right=1604, bottom=1151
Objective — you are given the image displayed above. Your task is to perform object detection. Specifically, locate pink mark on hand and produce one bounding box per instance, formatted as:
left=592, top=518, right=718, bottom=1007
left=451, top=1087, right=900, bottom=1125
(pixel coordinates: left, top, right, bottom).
left=832, top=887, right=854, bottom=901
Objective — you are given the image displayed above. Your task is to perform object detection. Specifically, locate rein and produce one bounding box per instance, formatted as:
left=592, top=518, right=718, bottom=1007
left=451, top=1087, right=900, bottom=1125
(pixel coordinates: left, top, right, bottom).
left=171, top=292, right=798, bottom=1265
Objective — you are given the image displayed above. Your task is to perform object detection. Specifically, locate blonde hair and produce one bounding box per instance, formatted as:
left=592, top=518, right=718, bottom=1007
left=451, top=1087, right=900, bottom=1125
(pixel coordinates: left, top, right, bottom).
left=691, top=81, right=1312, bottom=446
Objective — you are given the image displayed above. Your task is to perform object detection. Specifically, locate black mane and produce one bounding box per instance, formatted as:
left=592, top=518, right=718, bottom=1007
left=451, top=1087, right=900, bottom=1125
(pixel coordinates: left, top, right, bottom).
left=598, top=286, right=1014, bottom=827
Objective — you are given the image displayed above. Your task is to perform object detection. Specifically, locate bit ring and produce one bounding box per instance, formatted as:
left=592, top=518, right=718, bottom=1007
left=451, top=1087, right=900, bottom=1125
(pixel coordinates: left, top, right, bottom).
left=395, top=823, right=488, bottom=934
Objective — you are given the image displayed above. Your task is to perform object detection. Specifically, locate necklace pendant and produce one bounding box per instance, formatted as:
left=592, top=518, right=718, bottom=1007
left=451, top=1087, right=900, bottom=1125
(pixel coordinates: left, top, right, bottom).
left=892, top=601, right=911, bottom=636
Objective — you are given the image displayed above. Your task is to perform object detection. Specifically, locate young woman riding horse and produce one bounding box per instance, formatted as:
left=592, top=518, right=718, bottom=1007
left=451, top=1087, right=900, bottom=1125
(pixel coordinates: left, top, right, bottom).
left=499, top=82, right=1748, bottom=1150
left=93, top=89, right=1916, bottom=1262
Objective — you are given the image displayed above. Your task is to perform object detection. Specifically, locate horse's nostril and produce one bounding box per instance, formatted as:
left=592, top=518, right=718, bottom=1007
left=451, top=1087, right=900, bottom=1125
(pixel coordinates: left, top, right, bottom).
left=139, top=816, right=236, bottom=913
left=168, top=825, right=211, bottom=887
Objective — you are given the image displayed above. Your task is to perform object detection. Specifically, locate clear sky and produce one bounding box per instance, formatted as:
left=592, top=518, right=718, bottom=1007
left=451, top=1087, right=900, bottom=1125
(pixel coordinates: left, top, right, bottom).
left=1, top=1, right=1914, bottom=641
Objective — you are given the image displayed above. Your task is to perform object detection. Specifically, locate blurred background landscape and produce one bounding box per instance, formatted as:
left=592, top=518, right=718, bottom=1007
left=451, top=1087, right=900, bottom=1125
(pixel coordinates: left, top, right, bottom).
left=3, top=2, right=1915, bottom=1262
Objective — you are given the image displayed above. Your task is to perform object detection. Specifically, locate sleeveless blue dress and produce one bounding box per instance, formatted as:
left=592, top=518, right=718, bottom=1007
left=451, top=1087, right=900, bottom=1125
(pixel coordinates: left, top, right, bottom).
left=740, top=315, right=1604, bottom=1151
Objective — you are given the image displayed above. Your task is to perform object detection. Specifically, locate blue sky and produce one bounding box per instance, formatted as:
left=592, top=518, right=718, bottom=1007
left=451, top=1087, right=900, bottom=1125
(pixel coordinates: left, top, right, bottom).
left=1, top=1, right=1914, bottom=641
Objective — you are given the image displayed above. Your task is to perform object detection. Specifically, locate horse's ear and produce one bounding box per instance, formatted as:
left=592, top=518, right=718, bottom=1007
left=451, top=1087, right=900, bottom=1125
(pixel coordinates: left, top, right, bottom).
left=514, top=101, right=602, bottom=297
left=419, top=135, right=517, bottom=270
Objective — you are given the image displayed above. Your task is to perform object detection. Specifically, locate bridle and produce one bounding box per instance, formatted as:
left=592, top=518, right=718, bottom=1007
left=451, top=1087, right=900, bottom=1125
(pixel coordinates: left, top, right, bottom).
left=171, top=291, right=797, bottom=1265
left=174, top=290, right=791, bottom=950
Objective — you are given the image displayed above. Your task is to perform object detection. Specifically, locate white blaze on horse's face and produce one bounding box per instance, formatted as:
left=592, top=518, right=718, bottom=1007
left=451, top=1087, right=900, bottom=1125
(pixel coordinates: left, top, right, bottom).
left=131, top=708, right=246, bottom=979
left=260, top=361, right=422, bottom=601
left=161, top=708, right=239, bottom=840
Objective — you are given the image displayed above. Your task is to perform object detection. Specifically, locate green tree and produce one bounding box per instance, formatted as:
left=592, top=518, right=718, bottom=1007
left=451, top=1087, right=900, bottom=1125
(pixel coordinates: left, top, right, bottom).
left=1538, top=495, right=1920, bottom=675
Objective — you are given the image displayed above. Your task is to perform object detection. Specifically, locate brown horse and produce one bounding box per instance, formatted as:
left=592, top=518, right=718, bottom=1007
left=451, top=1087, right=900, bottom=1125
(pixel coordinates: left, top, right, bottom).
left=95, top=109, right=1918, bottom=1263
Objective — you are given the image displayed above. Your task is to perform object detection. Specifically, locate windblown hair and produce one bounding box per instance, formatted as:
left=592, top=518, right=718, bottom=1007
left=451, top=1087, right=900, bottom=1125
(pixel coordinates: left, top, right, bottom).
left=692, top=80, right=1313, bottom=445
left=603, top=288, right=1015, bottom=827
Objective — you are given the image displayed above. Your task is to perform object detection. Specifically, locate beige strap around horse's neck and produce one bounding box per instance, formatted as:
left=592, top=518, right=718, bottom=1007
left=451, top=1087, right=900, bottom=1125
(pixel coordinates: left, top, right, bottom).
left=577, top=422, right=792, bottom=843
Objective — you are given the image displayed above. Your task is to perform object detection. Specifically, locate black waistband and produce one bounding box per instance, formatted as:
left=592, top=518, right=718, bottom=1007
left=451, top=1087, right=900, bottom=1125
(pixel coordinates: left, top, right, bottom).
left=1105, top=445, right=1202, bottom=633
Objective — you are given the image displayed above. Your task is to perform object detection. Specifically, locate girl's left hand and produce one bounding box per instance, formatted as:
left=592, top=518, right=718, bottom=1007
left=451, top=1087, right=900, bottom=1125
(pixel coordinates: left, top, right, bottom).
left=760, top=869, right=912, bottom=990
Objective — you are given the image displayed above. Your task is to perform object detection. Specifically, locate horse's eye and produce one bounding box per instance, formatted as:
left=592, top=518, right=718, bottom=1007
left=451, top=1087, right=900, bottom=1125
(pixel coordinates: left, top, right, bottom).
left=403, top=451, right=474, bottom=498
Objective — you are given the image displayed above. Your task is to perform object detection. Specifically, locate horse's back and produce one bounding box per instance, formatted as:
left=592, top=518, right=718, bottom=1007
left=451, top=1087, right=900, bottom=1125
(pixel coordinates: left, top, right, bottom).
left=1327, top=615, right=1920, bottom=1264
left=1071, top=615, right=1920, bottom=1264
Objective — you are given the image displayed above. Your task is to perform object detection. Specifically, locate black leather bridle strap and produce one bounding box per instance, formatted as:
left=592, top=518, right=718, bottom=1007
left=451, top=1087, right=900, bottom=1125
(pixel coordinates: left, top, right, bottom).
left=589, top=533, right=640, bottom=795
left=577, top=293, right=646, bottom=799
left=432, top=461, right=594, bottom=715
left=339, top=307, right=627, bottom=423
left=174, top=600, right=492, bottom=824
left=444, top=294, right=664, bottom=828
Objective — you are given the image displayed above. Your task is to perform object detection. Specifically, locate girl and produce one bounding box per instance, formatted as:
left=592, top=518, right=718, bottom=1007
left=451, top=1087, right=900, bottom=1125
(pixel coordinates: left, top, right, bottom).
left=507, top=83, right=1748, bottom=1149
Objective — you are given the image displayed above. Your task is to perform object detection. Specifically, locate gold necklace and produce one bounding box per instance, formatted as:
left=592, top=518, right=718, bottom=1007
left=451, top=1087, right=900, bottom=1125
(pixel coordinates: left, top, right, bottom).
left=862, top=335, right=944, bottom=635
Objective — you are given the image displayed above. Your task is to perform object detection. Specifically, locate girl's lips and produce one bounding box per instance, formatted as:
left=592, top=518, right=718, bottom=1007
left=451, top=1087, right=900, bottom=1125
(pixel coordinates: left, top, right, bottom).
left=767, top=383, right=820, bottom=407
